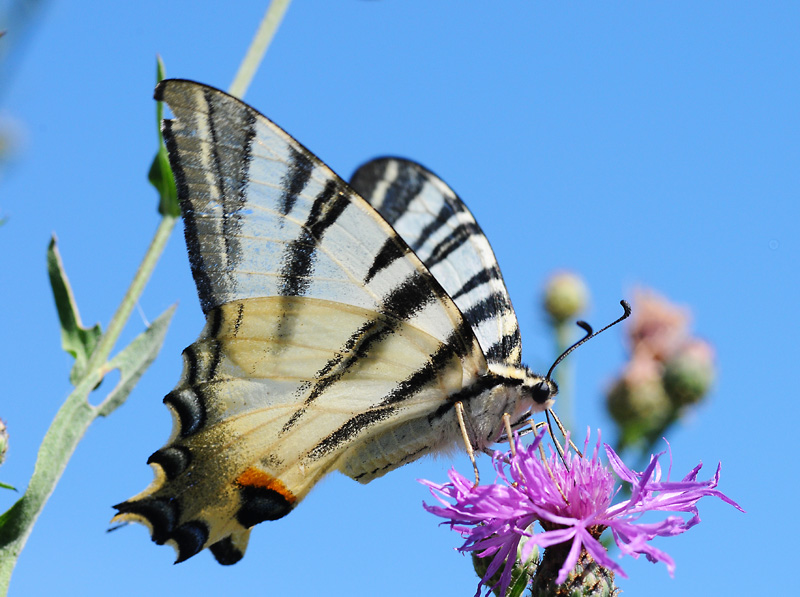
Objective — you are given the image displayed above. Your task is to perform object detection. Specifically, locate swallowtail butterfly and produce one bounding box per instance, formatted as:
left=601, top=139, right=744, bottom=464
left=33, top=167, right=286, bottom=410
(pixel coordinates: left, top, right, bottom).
left=113, top=80, right=557, bottom=565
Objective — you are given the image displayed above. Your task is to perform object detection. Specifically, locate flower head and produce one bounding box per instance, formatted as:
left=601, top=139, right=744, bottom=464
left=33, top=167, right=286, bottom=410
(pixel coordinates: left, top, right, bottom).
left=607, top=289, right=716, bottom=449
left=626, top=289, right=691, bottom=361
left=543, top=271, right=590, bottom=324
left=422, top=429, right=743, bottom=597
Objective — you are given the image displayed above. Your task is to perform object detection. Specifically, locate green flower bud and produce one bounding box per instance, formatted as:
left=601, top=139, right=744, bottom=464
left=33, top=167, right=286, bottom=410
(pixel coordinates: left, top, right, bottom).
left=606, top=360, right=672, bottom=448
left=626, top=290, right=691, bottom=362
left=662, top=340, right=715, bottom=408
left=544, top=272, right=589, bottom=324
left=472, top=531, right=539, bottom=597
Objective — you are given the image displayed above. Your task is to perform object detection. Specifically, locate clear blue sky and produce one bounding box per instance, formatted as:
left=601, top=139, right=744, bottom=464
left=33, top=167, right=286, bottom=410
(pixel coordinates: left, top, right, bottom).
left=1, top=1, right=796, bottom=595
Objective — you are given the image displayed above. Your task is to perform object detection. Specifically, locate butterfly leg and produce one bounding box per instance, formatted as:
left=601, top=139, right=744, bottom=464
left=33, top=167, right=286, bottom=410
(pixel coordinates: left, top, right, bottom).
left=455, top=401, right=480, bottom=486
left=502, top=413, right=516, bottom=458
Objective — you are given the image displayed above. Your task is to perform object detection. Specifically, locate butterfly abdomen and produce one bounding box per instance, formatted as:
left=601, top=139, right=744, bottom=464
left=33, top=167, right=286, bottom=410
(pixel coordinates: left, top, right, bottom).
left=337, top=397, right=468, bottom=483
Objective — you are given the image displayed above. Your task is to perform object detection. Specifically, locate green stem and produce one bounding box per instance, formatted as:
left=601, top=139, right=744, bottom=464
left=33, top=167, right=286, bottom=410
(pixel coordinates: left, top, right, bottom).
left=553, top=322, right=574, bottom=435
left=228, top=0, right=292, bottom=98
left=0, top=369, right=101, bottom=590
left=0, top=215, right=176, bottom=593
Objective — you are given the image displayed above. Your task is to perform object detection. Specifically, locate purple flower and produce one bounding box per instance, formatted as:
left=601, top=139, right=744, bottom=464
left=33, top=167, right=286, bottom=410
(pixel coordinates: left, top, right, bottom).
left=421, top=428, right=743, bottom=597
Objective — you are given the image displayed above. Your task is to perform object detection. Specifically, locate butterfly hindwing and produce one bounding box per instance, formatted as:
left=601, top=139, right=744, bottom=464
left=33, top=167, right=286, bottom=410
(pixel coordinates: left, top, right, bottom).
left=350, top=158, right=522, bottom=364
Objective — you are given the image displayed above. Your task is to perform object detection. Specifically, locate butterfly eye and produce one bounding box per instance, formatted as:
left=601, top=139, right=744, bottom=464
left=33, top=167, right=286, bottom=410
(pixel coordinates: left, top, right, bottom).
left=530, top=380, right=553, bottom=404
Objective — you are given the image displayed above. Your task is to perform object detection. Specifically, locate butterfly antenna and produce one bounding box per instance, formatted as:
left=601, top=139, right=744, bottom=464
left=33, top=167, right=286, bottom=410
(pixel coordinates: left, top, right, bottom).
left=545, top=300, right=632, bottom=381
left=542, top=300, right=631, bottom=468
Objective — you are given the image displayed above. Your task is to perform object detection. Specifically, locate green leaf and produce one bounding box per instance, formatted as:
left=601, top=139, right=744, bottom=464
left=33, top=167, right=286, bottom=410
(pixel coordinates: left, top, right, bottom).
left=96, top=304, right=175, bottom=417
left=154, top=54, right=166, bottom=88
left=149, top=56, right=179, bottom=217
left=0, top=482, right=15, bottom=492
left=506, top=570, right=531, bottom=597
left=1, top=275, right=175, bottom=588
left=148, top=144, right=177, bottom=216
left=47, top=236, right=103, bottom=384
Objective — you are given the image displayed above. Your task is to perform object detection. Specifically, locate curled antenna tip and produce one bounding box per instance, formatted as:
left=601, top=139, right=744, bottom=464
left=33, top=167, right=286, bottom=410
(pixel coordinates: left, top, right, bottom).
left=546, top=298, right=632, bottom=380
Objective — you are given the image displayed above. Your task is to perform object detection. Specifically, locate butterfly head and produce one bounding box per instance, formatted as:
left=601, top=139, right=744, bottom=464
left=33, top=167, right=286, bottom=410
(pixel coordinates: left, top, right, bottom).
left=523, top=371, right=558, bottom=409
left=486, top=362, right=557, bottom=415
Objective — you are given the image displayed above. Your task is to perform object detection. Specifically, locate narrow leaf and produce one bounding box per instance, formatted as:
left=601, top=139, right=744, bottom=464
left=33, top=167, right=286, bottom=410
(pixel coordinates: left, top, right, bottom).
left=95, top=304, right=175, bottom=417
left=47, top=236, right=102, bottom=384
left=149, top=56, right=179, bottom=217
left=155, top=54, right=166, bottom=89
left=0, top=482, right=15, bottom=491
left=506, top=571, right=531, bottom=597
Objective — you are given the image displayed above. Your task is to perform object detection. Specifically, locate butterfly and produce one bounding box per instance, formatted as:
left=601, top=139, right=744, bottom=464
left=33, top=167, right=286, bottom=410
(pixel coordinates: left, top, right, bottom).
left=112, top=79, right=557, bottom=565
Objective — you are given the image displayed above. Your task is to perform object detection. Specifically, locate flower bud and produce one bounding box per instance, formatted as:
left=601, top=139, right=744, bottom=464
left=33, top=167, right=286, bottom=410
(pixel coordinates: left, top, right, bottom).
left=543, top=272, right=589, bottom=324
left=627, top=289, right=690, bottom=361
left=472, top=531, right=539, bottom=596
left=606, top=358, right=671, bottom=446
left=662, top=340, right=715, bottom=408
left=0, top=419, right=7, bottom=466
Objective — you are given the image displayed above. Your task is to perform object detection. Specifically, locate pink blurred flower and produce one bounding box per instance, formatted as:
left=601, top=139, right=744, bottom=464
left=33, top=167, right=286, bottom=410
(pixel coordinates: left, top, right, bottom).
left=608, top=290, right=716, bottom=443
left=627, top=289, right=691, bottom=361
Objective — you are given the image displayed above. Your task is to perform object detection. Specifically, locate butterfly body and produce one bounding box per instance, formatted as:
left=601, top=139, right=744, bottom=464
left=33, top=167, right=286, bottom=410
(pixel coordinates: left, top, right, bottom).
left=113, top=80, right=555, bottom=564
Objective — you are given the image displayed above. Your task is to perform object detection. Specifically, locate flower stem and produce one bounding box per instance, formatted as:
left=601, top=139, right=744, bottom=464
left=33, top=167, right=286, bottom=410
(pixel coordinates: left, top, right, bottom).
left=554, top=321, right=574, bottom=434
left=0, top=370, right=101, bottom=588
left=228, top=0, right=292, bottom=99
left=0, top=214, right=177, bottom=591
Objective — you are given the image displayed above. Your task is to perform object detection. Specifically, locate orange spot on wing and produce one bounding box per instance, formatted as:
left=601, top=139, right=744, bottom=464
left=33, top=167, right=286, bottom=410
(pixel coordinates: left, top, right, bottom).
left=235, top=468, right=297, bottom=504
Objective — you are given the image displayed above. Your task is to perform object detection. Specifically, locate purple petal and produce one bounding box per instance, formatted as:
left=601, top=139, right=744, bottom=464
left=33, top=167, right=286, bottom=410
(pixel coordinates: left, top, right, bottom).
left=555, top=533, right=585, bottom=585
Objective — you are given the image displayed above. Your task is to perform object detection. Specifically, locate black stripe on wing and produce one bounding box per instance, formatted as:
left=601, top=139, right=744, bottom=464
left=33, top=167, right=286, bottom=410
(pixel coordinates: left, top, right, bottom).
left=423, top=219, right=480, bottom=270
left=279, top=147, right=314, bottom=218
left=451, top=265, right=503, bottom=300
left=352, top=158, right=426, bottom=227
left=281, top=269, right=453, bottom=433
left=485, top=329, right=522, bottom=363
left=158, top=84, right=258, bottom=315
left=365, top=238, right=409, bottom=284
left=305, top=317, right=476, bottom=462
left=351, top=158, right=522, bottom=364
left=277, top=180, right=347, bottom=297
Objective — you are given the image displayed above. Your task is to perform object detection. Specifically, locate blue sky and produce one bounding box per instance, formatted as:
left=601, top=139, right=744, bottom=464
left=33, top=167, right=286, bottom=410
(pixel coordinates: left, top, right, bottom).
left=1, top=1, right=796, bottom=595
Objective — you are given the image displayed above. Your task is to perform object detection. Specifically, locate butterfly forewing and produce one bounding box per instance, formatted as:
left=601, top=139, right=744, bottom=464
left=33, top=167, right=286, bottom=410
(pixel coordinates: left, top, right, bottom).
left=350, top=158, right=522, bottom=364
left=160, top=84, right=431, bottom=324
